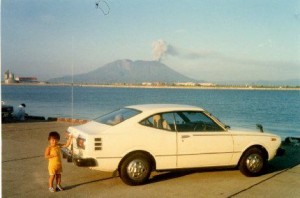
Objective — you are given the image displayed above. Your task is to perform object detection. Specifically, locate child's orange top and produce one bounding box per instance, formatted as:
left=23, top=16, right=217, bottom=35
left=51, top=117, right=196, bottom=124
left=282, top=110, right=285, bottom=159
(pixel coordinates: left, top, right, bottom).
left=48, top=145, right=62, bottom=167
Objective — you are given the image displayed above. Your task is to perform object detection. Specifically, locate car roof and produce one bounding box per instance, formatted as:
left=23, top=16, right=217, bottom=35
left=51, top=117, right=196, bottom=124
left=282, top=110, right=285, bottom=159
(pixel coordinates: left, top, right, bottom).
left=126, top=104, right=204, bottom=113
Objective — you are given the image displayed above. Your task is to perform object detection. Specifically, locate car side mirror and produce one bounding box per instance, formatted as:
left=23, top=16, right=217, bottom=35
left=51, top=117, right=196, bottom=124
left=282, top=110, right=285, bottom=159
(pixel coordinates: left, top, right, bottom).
left=225, top=125, right=231, bottom=130
left=256, top=124, right=264, bottom=132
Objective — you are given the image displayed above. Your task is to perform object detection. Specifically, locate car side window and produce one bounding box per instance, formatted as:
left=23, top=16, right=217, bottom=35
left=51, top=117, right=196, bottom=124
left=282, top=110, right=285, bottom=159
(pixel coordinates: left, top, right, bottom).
left=140, top=113, right=175, bottom=131
left=175, top=111, right=224, bottom=132
left=95, top=108, right=141, bottom=126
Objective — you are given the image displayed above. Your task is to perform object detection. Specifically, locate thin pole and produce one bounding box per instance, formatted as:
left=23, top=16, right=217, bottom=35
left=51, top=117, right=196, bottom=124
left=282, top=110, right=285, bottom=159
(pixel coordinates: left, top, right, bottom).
left=71, top=36, right=74, bottom=125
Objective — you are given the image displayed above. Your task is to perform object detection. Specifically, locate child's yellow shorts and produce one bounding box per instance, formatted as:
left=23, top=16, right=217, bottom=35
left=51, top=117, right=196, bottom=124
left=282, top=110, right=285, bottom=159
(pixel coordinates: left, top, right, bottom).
left=48, top=164, right=62, bottom=175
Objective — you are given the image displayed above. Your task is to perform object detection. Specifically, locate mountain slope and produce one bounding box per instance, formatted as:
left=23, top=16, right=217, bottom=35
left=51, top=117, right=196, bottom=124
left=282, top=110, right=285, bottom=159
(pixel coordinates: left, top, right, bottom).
left=48, top=59, right=196, bottom=83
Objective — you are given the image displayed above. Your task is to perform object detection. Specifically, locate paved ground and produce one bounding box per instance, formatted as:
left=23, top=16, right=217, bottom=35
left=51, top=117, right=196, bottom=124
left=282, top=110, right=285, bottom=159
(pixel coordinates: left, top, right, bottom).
left=2, top=121, right=300, bottom=198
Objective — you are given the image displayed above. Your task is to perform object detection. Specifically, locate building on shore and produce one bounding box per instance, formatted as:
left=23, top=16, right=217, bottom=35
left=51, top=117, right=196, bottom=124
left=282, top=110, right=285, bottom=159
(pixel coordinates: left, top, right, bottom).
left=4, top=70, right=16, bottom=84
left=15, top=77, right=38, bottom=83
left=3, top=70, right=38, bottom=84
left=197, top=82, right=216, bottom=87
left=174, top=82, right=216, bottom=87
left=174, top=82, right=196, bottom=86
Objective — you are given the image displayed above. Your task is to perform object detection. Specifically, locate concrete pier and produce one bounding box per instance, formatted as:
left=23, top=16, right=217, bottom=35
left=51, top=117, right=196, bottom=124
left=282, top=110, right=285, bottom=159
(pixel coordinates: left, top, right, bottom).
left=2, top=121, right=300, bottom=197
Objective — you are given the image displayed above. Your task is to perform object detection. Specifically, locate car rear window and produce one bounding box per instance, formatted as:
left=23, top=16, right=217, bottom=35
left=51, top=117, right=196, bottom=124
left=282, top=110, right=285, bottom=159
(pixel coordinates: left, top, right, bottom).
left=94, top=108, right=141, bottom=126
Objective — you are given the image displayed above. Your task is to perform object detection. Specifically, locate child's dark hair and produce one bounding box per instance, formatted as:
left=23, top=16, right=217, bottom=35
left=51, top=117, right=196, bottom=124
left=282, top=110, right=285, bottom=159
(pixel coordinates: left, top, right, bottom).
left=48, top=131, right=60, bottom=141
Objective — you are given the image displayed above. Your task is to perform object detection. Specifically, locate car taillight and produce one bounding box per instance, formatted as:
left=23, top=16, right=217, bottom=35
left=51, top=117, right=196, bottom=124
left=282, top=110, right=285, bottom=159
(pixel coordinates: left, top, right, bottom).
left=77, top=136, right=86, bottom=149
left=64, top=131, right=71, bottom=140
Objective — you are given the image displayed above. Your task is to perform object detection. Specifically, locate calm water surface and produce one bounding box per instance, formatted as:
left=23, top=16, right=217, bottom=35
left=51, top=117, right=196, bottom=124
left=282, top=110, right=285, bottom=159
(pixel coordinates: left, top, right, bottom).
left=2, top=85, right=299, bottom=138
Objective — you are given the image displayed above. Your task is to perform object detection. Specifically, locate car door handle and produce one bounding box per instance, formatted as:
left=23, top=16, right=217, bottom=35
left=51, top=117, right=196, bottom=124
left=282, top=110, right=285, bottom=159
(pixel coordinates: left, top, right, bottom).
left=181, top=135, right=190, bottom=139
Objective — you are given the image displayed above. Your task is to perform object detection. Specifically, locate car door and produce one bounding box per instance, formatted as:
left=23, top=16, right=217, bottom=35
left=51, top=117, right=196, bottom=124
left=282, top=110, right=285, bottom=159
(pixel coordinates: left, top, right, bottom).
left=139, top=112, right=177, bottom=169
left=175, top=111, right=234, bottom=168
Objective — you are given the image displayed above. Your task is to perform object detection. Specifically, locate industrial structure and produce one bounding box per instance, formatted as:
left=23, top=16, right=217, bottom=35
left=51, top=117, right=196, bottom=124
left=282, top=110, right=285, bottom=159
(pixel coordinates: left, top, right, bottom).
left=3, top=70, right=38, bottom=84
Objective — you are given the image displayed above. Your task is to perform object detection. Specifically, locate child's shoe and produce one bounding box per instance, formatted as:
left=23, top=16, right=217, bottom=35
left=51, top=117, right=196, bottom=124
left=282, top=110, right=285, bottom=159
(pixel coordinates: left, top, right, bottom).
left=56, top=184, right=64, bottom=191
left=49, top=187, right=55, bottom=192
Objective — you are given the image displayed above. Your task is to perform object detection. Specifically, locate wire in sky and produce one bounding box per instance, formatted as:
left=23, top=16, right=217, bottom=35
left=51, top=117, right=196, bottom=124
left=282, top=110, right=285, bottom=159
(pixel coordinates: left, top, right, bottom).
left=95, top=0, right=110, bottom=16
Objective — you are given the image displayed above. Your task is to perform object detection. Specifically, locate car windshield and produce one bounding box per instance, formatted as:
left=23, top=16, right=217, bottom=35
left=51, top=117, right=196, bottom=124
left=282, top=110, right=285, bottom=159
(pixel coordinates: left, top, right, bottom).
left=203, top=111, right=227, bottom=129
left=94, top=108, right=141, bottom=126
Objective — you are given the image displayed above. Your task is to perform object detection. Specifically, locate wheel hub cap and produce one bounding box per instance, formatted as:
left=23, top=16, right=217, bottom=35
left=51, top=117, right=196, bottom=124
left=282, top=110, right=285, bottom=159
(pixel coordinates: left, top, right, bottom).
left=127, top=160, right=147, bottom=179
left=246, top=154, right=263, bottom=172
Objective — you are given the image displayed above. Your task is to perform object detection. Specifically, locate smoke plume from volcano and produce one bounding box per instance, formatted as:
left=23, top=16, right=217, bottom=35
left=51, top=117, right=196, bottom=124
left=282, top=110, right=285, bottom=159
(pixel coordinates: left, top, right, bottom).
left=152, top=39, right=168, bottom=61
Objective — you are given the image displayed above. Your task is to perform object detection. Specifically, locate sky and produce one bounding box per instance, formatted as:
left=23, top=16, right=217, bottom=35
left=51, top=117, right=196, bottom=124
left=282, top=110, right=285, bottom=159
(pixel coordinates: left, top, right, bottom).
left=1, top=0, right=300, bottom=83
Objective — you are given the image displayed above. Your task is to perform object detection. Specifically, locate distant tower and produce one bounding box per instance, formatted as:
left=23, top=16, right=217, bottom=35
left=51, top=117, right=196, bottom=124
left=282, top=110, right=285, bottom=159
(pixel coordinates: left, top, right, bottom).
left=4, top=70, right=16, bottom=84
left=4, top=70, right=9, bottom=80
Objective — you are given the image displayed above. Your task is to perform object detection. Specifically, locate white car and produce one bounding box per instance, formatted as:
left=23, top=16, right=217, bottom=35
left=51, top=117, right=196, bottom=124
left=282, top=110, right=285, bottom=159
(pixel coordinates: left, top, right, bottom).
left=63, top=104, right=282, bottom=185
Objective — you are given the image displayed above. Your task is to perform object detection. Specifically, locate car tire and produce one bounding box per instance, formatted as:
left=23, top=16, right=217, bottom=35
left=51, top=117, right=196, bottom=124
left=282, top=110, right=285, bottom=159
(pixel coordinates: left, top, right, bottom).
left=239, top=147, right=266, bottom=177
left=119, top=153, right=152, bottom=186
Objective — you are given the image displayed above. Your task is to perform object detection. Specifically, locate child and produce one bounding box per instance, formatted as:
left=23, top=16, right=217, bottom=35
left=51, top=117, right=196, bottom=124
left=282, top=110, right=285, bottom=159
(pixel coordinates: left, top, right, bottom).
left=45, top=131, right=72, bottom=192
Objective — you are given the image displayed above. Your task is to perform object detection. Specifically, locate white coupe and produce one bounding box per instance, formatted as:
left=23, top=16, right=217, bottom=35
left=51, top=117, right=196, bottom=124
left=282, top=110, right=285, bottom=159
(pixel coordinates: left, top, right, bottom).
left=63, top=104, right=282, bottom=185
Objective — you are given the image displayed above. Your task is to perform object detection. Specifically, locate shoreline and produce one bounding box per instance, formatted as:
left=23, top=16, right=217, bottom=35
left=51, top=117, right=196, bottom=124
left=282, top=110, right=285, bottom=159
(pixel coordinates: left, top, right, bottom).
left=2, top=82, right=300, bottom=91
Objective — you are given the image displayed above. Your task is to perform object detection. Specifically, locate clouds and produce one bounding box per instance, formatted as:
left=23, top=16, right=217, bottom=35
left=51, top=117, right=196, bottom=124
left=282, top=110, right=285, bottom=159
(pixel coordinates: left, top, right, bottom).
left=2, top=0, right=299, bottom=83
left=151, top=39, right=300, bottom=81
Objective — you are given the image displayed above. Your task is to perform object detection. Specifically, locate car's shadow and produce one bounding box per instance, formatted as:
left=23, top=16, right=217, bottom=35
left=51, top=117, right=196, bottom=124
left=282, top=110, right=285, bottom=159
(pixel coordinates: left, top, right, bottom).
left=265, top=143, right=300, bottom=174
left=149, top=168, right=236, bottom=184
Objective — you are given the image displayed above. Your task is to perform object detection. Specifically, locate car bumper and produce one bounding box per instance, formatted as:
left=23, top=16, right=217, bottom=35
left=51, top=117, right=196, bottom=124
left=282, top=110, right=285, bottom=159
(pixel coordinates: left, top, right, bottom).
left=61, top=147, right=97, bottom=167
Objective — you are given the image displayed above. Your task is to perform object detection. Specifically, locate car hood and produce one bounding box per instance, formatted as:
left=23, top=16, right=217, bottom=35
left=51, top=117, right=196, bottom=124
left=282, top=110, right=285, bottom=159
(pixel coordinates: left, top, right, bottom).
left=229, top=130, right=280, bottom=138
left=67, top=121, right=111, bottom=137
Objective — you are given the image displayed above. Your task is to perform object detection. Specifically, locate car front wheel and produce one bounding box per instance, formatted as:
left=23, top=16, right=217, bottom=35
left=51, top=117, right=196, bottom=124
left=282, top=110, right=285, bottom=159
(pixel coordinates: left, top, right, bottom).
left=119, top=153, right=152, bottom=186
left=239, top=147, right=266, bottom=177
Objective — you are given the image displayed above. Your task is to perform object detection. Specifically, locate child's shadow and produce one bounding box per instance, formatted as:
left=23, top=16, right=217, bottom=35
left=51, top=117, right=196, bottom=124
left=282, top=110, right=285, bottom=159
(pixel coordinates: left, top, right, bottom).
left=63, top=176, right=115, bottom=190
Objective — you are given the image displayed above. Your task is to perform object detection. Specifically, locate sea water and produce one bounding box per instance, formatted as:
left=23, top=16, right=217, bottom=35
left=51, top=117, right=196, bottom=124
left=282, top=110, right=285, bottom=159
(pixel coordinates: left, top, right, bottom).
left=1, top=85, right=299, bottom=138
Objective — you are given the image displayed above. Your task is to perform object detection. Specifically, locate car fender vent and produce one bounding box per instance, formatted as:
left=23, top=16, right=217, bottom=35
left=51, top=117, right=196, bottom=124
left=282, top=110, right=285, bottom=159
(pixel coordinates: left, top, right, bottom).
left=95, top=138, right=102, bottom=151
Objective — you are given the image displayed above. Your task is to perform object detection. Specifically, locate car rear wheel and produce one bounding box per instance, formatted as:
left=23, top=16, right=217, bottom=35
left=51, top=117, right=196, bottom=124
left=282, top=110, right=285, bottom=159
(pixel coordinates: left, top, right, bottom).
left=119, top=153, right=152, bottom=186
left=239, top=147, right=266, bottom=177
